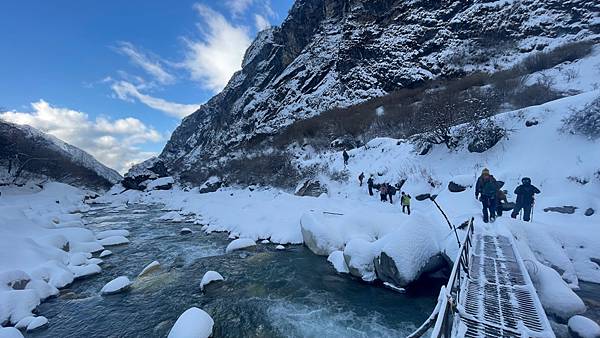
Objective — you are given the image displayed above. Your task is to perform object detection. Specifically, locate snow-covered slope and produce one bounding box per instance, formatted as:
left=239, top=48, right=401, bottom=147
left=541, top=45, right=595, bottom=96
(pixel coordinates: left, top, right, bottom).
left=0, top=120, right=121, bottom=190
left=160, top=0, right=599, bottom=181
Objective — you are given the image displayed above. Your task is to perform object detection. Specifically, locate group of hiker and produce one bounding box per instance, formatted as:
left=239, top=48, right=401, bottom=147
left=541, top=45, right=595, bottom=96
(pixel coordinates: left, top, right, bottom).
left=345, top=151, right=540, bottom=222
left=475, top=168, right=540, bottom=223
left=359, top=172, right=412, bottom=215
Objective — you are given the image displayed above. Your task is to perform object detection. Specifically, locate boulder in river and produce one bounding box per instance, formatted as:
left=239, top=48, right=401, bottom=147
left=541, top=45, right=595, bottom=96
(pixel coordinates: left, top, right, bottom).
left=167, top=307, right=213, bottom=338
left=26, top=316, right=48, bottom=332
left=100, top=276, right=132, bottom=295
left=225, top=238, right=256, bottom=253
left=200, top=271, right=224, bottom=291
left=568, top=315, right=600, bottom=338
left=138, top=261, right=161, bottom=278
left=180, top=228, right=193, bottom=235
left=99, top=250, right=112, bottom=258
left=374, top=252, right=447, bottom=287
left=99, top=235, right=130, bottom=246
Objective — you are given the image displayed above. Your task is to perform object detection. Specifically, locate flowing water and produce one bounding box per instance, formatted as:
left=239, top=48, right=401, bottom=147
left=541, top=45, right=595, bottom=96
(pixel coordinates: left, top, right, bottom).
left=29, top=203, right=439, bottom=337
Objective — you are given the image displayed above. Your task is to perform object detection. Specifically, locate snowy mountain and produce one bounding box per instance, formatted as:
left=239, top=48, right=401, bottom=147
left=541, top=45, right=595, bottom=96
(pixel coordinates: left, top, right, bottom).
left=160, top=0, right=599, bottom=182
left=0, top=120, right=122, bottom=190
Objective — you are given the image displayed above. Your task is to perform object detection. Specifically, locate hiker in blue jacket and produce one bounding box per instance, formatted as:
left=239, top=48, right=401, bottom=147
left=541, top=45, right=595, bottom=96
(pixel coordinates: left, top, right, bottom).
left=511, top=177, right=540, bottom=222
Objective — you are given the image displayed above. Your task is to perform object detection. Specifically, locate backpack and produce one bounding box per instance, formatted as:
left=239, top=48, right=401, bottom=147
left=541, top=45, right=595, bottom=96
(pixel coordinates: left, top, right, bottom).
left=482, top=179, right=497, bottom=197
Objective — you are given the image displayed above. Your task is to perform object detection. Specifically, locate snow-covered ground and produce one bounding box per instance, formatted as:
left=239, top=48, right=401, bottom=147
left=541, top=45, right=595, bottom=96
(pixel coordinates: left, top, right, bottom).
left=0, top=182, right=129, bottom=334
left=98, top=88, right=600, bottom=327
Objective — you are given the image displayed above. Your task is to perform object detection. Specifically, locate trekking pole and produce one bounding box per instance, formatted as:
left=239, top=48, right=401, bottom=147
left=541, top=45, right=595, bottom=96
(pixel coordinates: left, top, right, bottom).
left=531, top=202, right=534, bottom=222
left=429, top=196, right=461, bottom=247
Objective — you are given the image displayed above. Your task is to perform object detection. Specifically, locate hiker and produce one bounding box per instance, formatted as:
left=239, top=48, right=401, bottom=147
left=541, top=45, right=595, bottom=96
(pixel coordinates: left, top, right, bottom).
left=401, top=192, right=411, bottom=215
left=387, top=184, right=396, bottom=204
left=496, top=189, right=508, bottom=217
left=358, top=172, right=365, bottom=186
left=343, top=150, right=349, bottom=166
left=511, top=177, right=540, bottom=222
left=367, top=176, right=374, bottom=196
left=475, top=168, right=499, bottom=223
left=380, top=183, right=388, bottom=202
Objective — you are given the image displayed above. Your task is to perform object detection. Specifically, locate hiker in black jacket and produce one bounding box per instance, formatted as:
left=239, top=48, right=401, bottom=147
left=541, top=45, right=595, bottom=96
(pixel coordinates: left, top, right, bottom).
left=511, top=177, right=540, bottom=222
left=343, top=150, right=349, bottom=166
left=367, top=176, right=374, bottom=196
left=358, top=172, right=365, bottom=186
left=475, top=168, right=500, bottom=223
left=387, top=184, right=396, bottom=204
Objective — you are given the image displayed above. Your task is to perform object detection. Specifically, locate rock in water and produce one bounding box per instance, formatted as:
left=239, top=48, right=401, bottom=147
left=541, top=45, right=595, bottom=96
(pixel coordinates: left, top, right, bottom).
left=26, top=316, right=48, bottom=332
left=99, top=250, right=112, bottom=258
left=180, top=228, right=193, bottom=235
left=100, top=276, right=132, bottom=295
left=138, top=261, right=161, bottom=278
left=200, top=271, right=224, bottom=291
left=327, top=251, right=349, bottom=273
left=225, top=238, right=256, bottom=253
left=168, top=307, right=214, bottom=338
left=275, top=245, right=285, bottom=250
left=99, top=235, right=130, bottom=246
left=568, top=315, right=600, bottom=338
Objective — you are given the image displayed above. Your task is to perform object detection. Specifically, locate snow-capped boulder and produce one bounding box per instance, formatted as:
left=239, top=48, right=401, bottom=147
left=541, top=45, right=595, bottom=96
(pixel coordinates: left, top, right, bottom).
left=200, top=271, right=224, bottom=291
left=100, top=276, right=132, bottom=295
left=0, top=327, right=25, bottom=338
left=568, top=315, right=600, bottom=338
left=531, top=263, right=586, bottom=320
left=327, top=251, right=349, bottom=273
left=26, top=316, right=48, bottom=332
left=275, top=245, right=285, bottom=250
left=99, top=250, right=112, bottom=258
left=122, top=157, right=168, bottom=191
left=160, top=211, right=185, bottom=223
left=447, top=175, right=473, bottom=193
left=343, top=239, right=378, bottom=281
left=14, top=316, right=35, bottom=330
left=300, top=213, right=342, bottom=256
left=145, top=177, right=174, bottom=191
left=295, top=180, right=327, bottom=197
left=96, top=229, right=130, bottom=240
left=261, top=239, right=270, bottom=244
left=138, top=261, right=161, bottom=278
left=168, top=307, right=214, bottom=338
left=180, top=228, right=193, bottom=235
left=225, top=238, right=256, bottom=253
left=198, top=176, right=222, bottom=194
left=99, top=235, right=129, bottom=246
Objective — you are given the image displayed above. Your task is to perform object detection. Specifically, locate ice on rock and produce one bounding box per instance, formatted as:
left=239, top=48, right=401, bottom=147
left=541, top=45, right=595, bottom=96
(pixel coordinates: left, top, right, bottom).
left=96, top=229, right=130, bottom=240
left=568, top=315, right=600, bottom=338
left=99, top=235, right=130, bottom=246
left=200, top=271, right=224, bottom=291
left=180, top=228, right=193, bottom=235
left=0, top=327, right=24, bottom=338
left=99, top=250, right=112, bottom=258
left=100, top=276, right=132, bottom=295
left=168, top=307, right=214, bottom=338
left=138, top=261, right=161, bottom=278
left=327, top=251, right=349, bottom=273
left=276, top=245, right=285, bottom=250
left=26, top=316, right=48, bottom=332
left=225, top=238, right=256, bottom=253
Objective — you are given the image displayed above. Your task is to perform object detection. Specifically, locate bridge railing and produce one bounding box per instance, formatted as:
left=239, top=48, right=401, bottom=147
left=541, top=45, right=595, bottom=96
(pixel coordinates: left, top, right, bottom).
left=430, top=217, right=475, bottom=337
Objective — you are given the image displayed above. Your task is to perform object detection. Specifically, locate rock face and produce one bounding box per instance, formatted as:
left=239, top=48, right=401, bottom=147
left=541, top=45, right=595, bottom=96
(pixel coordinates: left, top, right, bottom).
left=122, top=157, right=169, bottom=191
left=0, top=120, right=121, bottom=190
left=158, top=0, right=599, bottom=183
left=374, top=252, right=447, bottom=287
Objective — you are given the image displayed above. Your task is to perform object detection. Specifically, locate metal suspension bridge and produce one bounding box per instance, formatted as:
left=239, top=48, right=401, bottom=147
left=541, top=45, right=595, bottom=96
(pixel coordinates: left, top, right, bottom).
left=410, top=218, right=555, bottom=338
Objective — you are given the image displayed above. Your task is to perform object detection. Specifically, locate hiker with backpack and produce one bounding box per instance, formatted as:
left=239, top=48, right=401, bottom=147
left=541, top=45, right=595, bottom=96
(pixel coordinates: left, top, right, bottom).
left=401, top=192, right=411, bottom=215
left=387, top=184, right=396, bottom=204
left=475, top=168, right=500, bottom=223
left=358, top=172, right=365, bottom=186
left=496, top=189, right=509, bottom=217
left=511, top=177, right=540, bottom=222
left=343, top=150, right=349, bottom=166
left=379, top=183, right=388, bottom=202
left=367, top=176, right=374, bottom=196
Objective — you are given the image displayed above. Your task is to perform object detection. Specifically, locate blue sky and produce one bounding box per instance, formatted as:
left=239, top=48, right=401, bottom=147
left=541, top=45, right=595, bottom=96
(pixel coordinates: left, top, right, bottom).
left=0, top=0, right=294, bottom=172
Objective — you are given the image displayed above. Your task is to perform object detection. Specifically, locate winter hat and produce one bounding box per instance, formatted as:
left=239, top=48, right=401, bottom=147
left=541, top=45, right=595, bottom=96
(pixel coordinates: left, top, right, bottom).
left=522, top=177, right=531, bottom=185
left=482, top=168, right=490, bottom=175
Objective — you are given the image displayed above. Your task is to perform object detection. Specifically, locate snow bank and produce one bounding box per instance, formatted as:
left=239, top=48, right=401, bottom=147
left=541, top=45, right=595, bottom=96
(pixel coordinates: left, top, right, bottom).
left=568, top=315, right=600, bottom=338
left=100, top=276, right=132, bottom=295
left=0, top=327, right=24, bottom=338
left=327, top=251, right=349, bottom=273
left=0, top=182, right=104, bottom=326
left=225, top=238, right=256, bottom=253
left=200, top=271, right=224, bottom=291
left=167, top=307, right=214, bottom=338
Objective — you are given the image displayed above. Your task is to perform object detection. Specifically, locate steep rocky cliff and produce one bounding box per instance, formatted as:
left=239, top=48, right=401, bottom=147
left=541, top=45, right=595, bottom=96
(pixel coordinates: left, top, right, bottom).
left=160, top=0, right=599, bottom=182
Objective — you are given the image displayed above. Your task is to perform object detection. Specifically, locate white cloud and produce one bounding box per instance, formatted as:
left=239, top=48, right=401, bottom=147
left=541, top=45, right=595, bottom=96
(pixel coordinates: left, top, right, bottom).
left=181, top=4, right=252, bottom=93
left=254, top=14, right=270, bottom=31
left=111, top=81, right=199, bottom=118
left=0, top=100, right=163, bottom=173
left=115, top=41, right=176, bottom=85
left=226, top=0, right=254, bottom=16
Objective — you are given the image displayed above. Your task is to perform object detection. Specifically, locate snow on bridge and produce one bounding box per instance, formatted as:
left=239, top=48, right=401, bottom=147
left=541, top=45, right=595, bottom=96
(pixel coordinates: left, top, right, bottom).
left=428, top=219, right=555, bottom=338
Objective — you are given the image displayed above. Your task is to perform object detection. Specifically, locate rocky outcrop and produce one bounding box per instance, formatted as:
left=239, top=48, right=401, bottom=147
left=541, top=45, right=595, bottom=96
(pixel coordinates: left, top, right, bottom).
left=544, top=206, right=578, bottom=214
left=122, top=157, right=169, bottom=191
left=374, top=252, right=447, bottom=287
left=295, top=179, right=327, bottom=197
left=448, top=181, right=467, bottom=192
left=158, top=0, right=599, bottom=183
